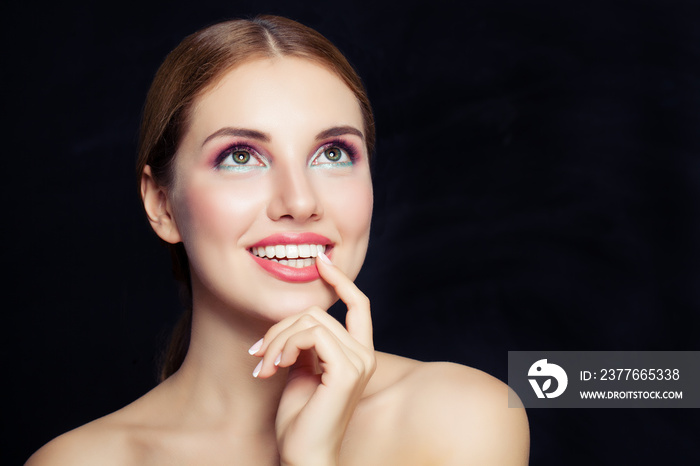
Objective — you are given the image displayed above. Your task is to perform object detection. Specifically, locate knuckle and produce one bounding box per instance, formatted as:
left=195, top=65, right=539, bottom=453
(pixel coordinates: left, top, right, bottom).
left=308, top=324, right=327, bottom=338
left=297, top=314, right=318, bottom=327
left=360, top=350, right=376, bottom=374
left=307, top=306, right=326, bottom=321
left=367, top=356, right=377, bottom=375
left=358, top=294, right=370, bottom=308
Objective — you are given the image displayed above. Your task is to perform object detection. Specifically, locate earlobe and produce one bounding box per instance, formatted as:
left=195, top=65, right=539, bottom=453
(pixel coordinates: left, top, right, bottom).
left=141, top=165, right=182, bottom=244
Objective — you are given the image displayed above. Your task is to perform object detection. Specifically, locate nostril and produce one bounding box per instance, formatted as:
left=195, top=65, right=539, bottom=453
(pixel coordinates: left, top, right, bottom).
left=266, top=170, right=323, bottom=221
left=268, top=195, right=322, bottom=222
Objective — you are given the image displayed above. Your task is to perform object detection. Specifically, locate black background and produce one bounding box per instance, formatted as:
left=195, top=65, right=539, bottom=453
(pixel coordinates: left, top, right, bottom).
left=4, top=0, right=700, bottom=464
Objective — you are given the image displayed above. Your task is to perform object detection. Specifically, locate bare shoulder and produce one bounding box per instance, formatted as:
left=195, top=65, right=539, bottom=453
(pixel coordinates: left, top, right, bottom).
left=23, top=386, right=168, bottom=466
left=369, top=353, right=530, bottom=465
left=25, top=415, right=132, bottom=466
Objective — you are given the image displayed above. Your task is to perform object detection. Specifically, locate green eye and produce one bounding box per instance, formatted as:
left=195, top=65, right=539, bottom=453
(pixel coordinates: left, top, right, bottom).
left=215, top=146, right=266, bottom=172
left=232, top=150, right=251, bottom=164
left=323, top=147, right=342, bottom=162
left=310, top=144, right=353, bottom=168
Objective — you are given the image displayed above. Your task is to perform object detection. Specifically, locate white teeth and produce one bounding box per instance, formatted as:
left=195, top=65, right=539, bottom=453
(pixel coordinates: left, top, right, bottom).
left=252, top=244, right=327, bottom=265
left=278, top=258, right=311, bottom=268
left=285, top=244, right=299, bottom=259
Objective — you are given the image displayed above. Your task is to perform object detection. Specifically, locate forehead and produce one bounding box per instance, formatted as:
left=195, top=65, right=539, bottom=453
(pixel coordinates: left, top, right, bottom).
left=186, top=57, right=364, bottom=142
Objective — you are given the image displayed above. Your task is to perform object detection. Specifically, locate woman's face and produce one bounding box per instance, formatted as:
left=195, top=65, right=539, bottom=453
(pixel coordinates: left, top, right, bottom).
left=167, top=57, right=373, bottom=322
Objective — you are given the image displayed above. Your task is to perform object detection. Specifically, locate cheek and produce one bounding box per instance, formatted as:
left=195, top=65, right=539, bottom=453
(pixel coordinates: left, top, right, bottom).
left=172, top=179, right=264, bottom=247
left=321, top=175, right=373, bottom=273
left=336, top=184, right=373, bottom=235
left=320, top=171, right=372, bottom=223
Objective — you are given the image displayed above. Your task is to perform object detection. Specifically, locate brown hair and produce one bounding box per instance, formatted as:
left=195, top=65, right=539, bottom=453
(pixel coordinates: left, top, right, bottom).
left=136, top=15, right=375, bottom=382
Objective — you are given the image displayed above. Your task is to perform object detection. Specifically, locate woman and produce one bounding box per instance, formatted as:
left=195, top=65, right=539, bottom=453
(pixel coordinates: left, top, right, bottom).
left=27, top=15, right=529, bottom=465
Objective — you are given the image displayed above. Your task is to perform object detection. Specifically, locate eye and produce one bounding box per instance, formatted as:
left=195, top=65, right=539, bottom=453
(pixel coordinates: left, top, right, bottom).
left=215, top=146, right=266, bottom=171
left=311, top=143, right=354, bottom=167
left=323, top=147, right=343, bottom=162
left=230, top=150, right=251, bottom=164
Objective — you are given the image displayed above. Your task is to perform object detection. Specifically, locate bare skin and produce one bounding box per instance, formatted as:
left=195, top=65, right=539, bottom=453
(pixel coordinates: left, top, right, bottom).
left=27, top=352, right=529, bottom=465
left=26, top=57, right=529, bottom=465
left=26, top=264, right=529, bottom=465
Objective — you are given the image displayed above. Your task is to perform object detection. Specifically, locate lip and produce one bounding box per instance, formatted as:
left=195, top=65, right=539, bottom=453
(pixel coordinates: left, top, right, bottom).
left=249, top=232, right=333, bottom=283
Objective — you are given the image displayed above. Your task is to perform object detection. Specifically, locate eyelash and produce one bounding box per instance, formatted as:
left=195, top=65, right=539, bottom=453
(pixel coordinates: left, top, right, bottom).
left=311, top=139, right=358, bottom=167
left=213, top=139, right=359, bottom=171
left=214, top=144, right=266, bottom=171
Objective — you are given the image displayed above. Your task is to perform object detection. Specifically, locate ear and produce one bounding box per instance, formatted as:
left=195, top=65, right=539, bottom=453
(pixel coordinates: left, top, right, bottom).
left=141, top=165, right=183, bottom=244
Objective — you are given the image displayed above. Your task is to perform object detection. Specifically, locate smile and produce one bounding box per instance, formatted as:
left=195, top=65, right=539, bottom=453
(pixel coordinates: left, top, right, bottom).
left=249, top=244, right=327, bottom=268
left=248, top=233, right=332, bottom=282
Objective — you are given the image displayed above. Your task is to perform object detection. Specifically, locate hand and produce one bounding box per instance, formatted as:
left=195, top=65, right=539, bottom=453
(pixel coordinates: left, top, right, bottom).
left=249, top=252, right=376, bottom=466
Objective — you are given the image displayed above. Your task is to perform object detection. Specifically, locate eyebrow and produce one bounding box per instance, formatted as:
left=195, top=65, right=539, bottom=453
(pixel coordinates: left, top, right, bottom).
left=202, top=127, right=270, bottom=147
left=315, top=126, right=364, bottom=141
left=202, top=125, right=364, bottom=147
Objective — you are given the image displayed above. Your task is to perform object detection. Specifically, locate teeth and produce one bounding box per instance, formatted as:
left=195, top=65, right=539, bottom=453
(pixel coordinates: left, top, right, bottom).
left=277, top=258, right=315, bottom=268
left=286, top=244, right=299, bottom=259
left=251, top=244, right=327, bottom=264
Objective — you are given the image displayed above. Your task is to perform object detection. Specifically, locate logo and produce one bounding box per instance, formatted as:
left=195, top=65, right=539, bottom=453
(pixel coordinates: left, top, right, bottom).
left=528, top=359, right=568, bottom=398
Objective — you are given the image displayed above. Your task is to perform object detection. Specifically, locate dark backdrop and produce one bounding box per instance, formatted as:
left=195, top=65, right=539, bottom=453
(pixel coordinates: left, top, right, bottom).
left=4, top=0, right=699, bottom=464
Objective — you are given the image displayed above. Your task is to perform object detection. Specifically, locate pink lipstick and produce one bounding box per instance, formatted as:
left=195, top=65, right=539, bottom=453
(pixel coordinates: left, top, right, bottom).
left=248, top=233, right=332, bottom=282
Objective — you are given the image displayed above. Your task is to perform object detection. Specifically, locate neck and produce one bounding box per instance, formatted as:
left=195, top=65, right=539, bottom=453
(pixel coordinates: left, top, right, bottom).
left=163, top=289, right=288, bottom=435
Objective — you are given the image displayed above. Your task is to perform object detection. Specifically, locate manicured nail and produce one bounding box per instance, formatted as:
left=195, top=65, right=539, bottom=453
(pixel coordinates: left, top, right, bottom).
left=252, top=360, right=263, bottom=378
left=274, top=353, right=282, bottom=366
left=248, top=338, right=263, bottom=355
left=318, top=251, right=332, bottom=265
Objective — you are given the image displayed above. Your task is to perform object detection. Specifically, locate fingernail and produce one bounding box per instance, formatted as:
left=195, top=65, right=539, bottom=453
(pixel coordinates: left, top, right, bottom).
left=252, top=360, right=263, bottom=378
left=274, top=353, right=282, bottom=366
left=318, top=251, right=332, bottom=265
left=248, top=338, right=263, bottom=355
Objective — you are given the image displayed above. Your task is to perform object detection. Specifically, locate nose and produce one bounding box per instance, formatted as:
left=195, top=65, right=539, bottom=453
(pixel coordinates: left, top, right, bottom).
left=266, top=163, right=323, bottom=222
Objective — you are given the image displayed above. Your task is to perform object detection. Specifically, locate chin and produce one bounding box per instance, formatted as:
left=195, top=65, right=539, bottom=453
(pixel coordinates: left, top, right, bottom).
left=205, top=278, right=338, bottom=325
left=257, top=283, right=338, bottom=321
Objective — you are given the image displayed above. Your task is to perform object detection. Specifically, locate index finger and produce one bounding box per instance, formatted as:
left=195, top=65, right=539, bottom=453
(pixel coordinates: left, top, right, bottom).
left=316, top=251, right=373, bottom=349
